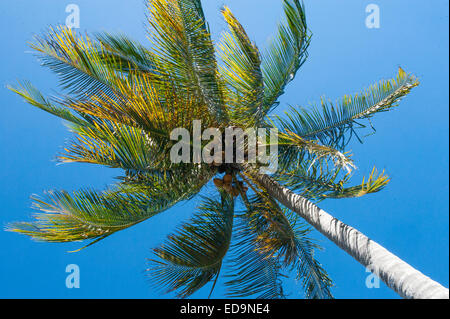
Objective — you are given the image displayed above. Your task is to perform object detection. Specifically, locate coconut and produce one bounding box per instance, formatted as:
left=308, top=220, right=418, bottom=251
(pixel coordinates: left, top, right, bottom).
left=223, top=174, right=232, bottom=184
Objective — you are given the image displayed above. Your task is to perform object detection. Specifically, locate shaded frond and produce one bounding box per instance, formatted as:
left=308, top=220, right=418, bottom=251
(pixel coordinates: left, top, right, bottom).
left=276, top=129, right=355, bottom=172
left=95, top=32, right=157, bottom=73
left=235, top=182, right=333, bottom=298
left=117, top=163, right=215, bottom=196
left=274, top=157, right=351, bottom=200
left=147, top=194, right=235, bottom=298
left=224, top=208, right=286, bottom=299
left=184, top=0, right=206, bottom=22
left=287, top=211, right=334, bottom=299
left=274, top=152, right=389, bottom=201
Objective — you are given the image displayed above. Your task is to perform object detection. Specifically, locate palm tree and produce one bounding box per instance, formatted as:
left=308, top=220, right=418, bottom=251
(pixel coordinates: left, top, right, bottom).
left=7, top=0, right=448, bottom=299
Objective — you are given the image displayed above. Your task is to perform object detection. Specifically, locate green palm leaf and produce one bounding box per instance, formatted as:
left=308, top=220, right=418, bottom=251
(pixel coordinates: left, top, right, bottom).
left=236, top=183, right=333, bottom=298
left=275, top=152, right=389, bottom=200
left=8, top=81, right=90, bottom=126
left=224, top=211, right=286, bottom=299
left=95, top=32, right=157, bottom=74
left=274, top=68, right=419, bottom=150
left=59, top=120, right=172, bottom=172
left=6, top=189, right=169, bottom=249
left=285, top=210, right=333, bottom=299
left=276, top=129, right=355, bottom=172
left=322, top=167, right=390, bottom=199
left=147, top=194, right=235, bottom=298
left=262, top=0, right=310, bottom=115
left=29, top=26, right=129, bottom=99
left=218, top=6, right=264, bottom=127
left=146, top=0, right=227, bottom=123
left=6, top=169, right=210, bottom=250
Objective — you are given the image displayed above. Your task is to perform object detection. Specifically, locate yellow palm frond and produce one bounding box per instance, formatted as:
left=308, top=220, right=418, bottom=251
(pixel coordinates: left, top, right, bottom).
left=218, top=6, right=264, bottom=127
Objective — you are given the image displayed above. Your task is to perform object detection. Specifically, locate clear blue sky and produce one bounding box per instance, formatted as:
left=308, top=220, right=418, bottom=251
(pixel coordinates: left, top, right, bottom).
left=0, top=0, right=448, bottom=299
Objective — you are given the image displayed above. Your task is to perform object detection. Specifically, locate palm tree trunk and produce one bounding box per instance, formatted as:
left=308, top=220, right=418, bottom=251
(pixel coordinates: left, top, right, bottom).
left=244, top=166, right=449, bottom=299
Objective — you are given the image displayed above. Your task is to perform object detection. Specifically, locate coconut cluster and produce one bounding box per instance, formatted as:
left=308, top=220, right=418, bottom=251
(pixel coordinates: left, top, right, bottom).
left=213, top=174, right=248, bottom=197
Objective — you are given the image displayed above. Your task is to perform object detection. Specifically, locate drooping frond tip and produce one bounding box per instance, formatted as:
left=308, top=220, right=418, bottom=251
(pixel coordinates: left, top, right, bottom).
left=324, top=167, right=390, bottom=199
left=146, top=194, right=235, bottom=298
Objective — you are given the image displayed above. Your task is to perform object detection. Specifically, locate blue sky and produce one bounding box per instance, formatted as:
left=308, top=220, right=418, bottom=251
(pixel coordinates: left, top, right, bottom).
left=0, top=0, right=448, bottom=299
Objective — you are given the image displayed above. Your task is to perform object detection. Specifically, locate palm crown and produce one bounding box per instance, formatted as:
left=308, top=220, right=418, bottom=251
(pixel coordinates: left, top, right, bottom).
left=7, top=0, right=418, bottom=299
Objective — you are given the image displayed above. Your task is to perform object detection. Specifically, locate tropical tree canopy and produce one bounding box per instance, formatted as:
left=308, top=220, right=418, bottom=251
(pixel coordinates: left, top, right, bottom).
left=7, top=0, right=418, bottom=298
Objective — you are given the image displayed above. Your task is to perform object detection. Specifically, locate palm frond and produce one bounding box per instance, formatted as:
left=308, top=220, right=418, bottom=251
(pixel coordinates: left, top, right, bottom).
left=59, top=120, right=172, bottom=171
left=276, top=129, right=355, bottom=172
left=147, top=194, right=235, bottom=298
left=30, top=26, right=130, bottom=100
left=322, top=167, right=390, bottom=199
left=224, top=210, right=286, bottom=299
left=262, top=0, right=310, bottom=115
left=146, top=0, right=226, bottom=123
left=58, top=70, right=212, bottom=137
left=6, top=189, right=168, bottom=247
left=275, top=158, right=351, bottom=201
left=286, top=211, right=333, bottom=299
left=9, top=82, right=196, bottom=175
left=21, top=26, right=201, bottom=137
left=275, top=149, right=389, bottom=201
left=6, top=170, right=209, bottom=250
left=274, top=68, right=419, bottom=150
left=10, top=27, right=191, bottom=140
left=8, top=81, right=89, bottom=126
left=218, top=6, right=264, bottom=127
left=235, top=182, right=333, bottom=299
left=95, top=32, right=157, bottom=73
left=184, top=0, right=206, bottom=22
